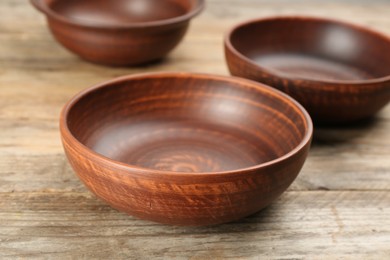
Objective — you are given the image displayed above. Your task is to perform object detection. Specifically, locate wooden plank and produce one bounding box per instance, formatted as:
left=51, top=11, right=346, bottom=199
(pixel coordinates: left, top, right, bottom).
left=0, top=0, right=389, bottom=193
left=0, top=153, right=85, bottom=193
left=1, top=0, right=390, bottom=258
left=0, top=191, right=389, bottom=259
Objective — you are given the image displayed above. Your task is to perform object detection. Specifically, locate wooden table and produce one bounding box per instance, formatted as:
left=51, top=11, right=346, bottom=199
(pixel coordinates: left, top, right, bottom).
left=1, top=0, right=390, bottom=258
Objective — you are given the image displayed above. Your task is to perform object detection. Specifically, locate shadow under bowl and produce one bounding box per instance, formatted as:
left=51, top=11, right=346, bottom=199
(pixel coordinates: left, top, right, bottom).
left=225, top=16, right=390, bottom=124
left=31, top=0, right=204, bottom=66
left=60, top=72, right=313, bottom=226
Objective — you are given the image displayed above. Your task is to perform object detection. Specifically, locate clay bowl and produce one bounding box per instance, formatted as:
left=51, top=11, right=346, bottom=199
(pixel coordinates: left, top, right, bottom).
left=31, top=0, right=204, bottom=66
left=225, top=16, right=390, bottom=124
left=60, top=72, right=313, bottom=226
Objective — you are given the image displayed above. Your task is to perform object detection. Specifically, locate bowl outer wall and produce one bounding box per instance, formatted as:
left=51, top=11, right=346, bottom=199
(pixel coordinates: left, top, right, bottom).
left=61, top=135, right=310, bottom=226
left=46, top=18, right=190, bottom=66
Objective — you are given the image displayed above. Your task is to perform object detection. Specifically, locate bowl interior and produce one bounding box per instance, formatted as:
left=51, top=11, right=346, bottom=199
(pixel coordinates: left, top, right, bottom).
left=47, top=0, right=197, bottom=25
left=65, top=75, right=309, bottom=173
left=229, top=18, right=390, bottom=81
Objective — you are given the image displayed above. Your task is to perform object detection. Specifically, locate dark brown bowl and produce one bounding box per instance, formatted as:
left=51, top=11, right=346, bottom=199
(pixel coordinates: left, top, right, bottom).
left=31, top=0, right=204, bottom=66
left=60, top=72, right=313, bottom=226
left=225, top=16, right=390, bottom=124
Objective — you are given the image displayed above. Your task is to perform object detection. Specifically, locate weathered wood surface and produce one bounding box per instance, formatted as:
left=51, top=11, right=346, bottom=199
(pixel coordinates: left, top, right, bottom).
left=1, top=0, right=390, bottom=258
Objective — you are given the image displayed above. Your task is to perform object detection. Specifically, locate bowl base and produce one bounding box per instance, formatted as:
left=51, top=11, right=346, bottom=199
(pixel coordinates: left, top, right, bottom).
left=89, top=119, right=273, bottom=173
left=254, top=53, right=373, bottom=81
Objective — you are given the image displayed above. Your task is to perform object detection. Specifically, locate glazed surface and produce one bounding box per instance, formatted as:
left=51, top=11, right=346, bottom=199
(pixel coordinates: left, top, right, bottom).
left=67, top=76, right=307, bottom=173
left=254, top=53, right=373, bottom=81
left=89, top=119, right=272, bottom=172
left=230, top=18, right=390, bottom=81
left=50, top=0, right=188, bottom=25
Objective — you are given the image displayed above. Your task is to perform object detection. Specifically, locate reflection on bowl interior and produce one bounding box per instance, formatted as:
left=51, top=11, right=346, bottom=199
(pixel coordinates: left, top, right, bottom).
left=66, top=77, right=308, bottom=173
left=230, top=19, right=390, bottom=81
left=50, top=0, right=191, bottom=25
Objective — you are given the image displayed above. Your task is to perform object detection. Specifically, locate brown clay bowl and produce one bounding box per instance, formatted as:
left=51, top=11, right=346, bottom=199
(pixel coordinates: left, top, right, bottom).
left=60, top=72, right=313, bottom=226
left=31, top=0, right=204, bottom=66
left=225, top=16, right=390, bottom=124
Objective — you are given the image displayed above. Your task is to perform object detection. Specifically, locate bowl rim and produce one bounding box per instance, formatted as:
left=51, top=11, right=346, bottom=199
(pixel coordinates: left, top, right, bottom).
left=60, top=72, right=313, bottom=176
left=224, top=15, right=390, bottom=86
left=30, top=0, right=205, bottom=29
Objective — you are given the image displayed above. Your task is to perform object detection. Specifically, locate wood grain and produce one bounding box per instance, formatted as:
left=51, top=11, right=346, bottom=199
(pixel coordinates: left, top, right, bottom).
left=1, top=191, right=389, bottom=259
left=1, top=0, right=390, bottom=257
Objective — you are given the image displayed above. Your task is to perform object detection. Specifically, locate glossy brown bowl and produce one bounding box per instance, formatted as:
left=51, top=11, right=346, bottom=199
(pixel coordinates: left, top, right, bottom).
left=60, top=72, right=313, bottom=226
left=31, top=0, right=204, bottom=66
left=225, top=16, right=390, bottom=124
